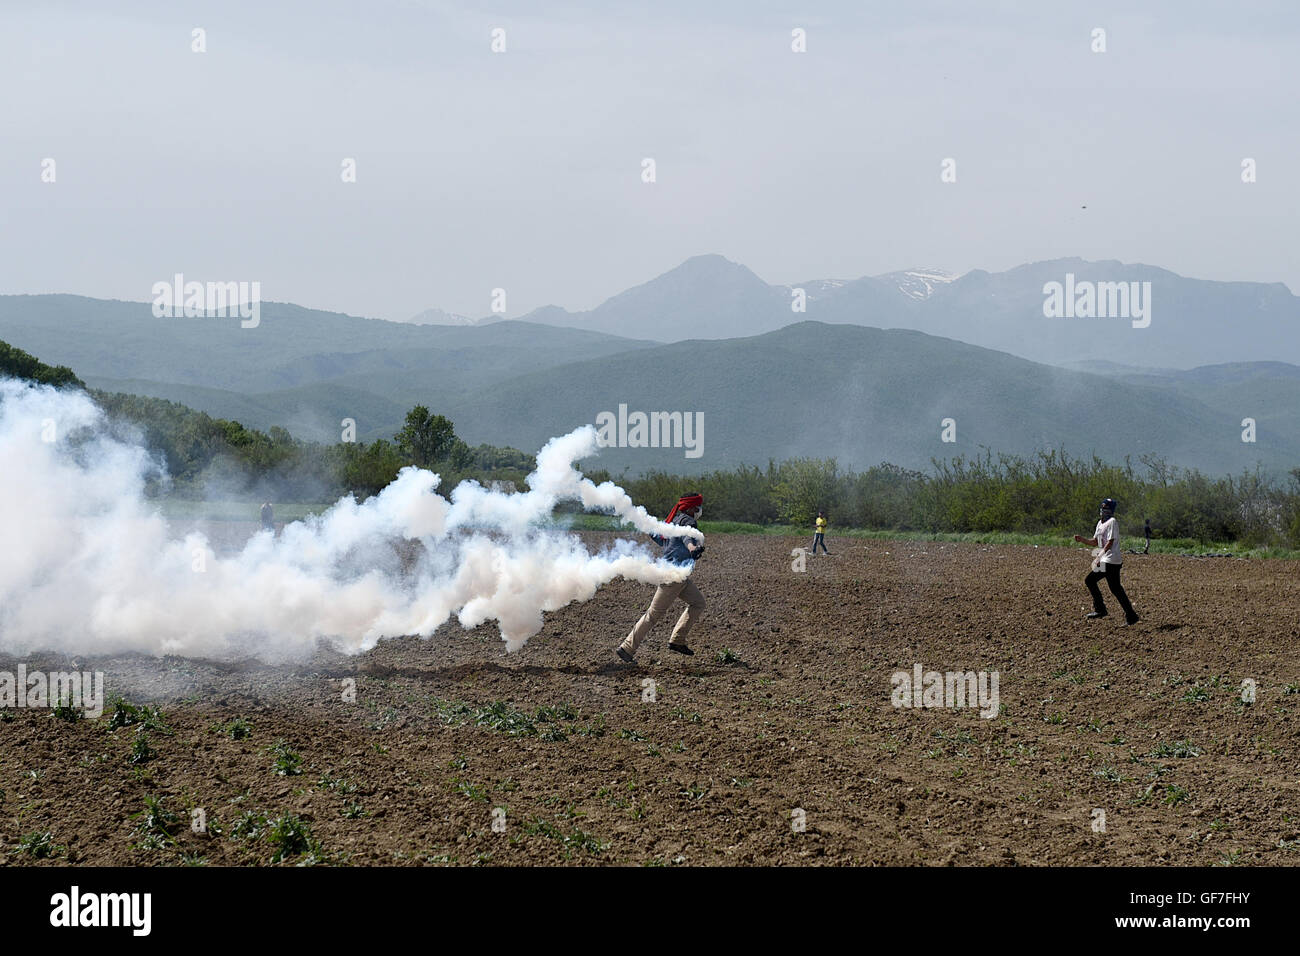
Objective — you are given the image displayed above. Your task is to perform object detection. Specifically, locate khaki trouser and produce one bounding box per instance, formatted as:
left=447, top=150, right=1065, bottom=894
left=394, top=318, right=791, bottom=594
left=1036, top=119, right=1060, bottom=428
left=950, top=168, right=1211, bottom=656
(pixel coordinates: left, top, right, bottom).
left=620, top=578, right=705, bottom=656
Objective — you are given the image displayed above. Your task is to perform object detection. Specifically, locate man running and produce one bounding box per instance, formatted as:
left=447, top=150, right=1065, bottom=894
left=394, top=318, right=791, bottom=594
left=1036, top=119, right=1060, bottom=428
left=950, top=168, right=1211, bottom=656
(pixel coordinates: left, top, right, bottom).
left=1073, top=497, right=1140, bottom=626
left=617, top=492, right=706, bottom=662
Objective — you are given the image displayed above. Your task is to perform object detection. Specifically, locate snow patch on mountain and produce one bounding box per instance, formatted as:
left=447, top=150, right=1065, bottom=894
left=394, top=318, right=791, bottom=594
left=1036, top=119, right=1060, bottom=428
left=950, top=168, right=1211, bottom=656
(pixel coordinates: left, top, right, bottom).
left=782, top=278, right=848, bottom=302
left=405, top=307, right=480, bottom=326
left=879, top=269, right=959, bottom=300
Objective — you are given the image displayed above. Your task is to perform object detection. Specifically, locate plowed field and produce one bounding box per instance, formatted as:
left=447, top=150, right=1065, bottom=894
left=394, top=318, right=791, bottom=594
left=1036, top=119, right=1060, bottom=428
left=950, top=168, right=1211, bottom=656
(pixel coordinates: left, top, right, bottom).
left=3, top=531, right=1297, bottom=866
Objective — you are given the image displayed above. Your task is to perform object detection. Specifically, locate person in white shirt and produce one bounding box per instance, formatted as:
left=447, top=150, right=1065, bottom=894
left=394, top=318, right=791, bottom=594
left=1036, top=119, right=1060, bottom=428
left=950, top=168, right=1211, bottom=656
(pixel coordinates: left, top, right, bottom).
left=1073, top=498, right=1140, bottom=626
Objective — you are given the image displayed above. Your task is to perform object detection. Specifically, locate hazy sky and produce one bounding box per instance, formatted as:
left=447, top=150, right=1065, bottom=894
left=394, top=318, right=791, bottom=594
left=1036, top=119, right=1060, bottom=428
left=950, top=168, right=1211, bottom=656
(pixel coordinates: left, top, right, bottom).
left=3, top=0, right=1297, bottom=321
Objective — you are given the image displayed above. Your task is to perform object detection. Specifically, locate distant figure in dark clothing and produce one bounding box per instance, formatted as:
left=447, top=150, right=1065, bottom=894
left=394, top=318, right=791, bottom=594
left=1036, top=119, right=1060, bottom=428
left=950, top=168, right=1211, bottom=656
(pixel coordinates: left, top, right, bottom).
left=1073, top=498, right=1139, bottom=626
left=260, top=502, right=274, bottom=532
left=1143, top=518, right=1152, bottom=554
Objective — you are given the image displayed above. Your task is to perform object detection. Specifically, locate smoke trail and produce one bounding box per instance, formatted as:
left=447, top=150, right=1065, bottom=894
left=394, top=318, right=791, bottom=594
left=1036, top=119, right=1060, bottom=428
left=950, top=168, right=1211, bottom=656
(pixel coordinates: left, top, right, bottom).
left=0, top=379, right=702, bottom=659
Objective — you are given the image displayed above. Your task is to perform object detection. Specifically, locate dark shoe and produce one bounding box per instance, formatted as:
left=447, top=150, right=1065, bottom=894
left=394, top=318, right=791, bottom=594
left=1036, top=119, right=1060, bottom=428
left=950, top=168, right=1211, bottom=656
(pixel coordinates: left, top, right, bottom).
left=1122, top=616, right=1140, bottom=627
left=1086, top=611, right=1108, bottom=619
left=616, top=647, right=635, bottom=663
left=667, top=642, right=694, bottom=656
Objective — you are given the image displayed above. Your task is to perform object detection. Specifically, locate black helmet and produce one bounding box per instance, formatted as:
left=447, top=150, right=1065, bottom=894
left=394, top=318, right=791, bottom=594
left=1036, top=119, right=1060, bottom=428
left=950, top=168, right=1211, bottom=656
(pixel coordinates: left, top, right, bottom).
left=1099, top=498, right=1117, bottom=518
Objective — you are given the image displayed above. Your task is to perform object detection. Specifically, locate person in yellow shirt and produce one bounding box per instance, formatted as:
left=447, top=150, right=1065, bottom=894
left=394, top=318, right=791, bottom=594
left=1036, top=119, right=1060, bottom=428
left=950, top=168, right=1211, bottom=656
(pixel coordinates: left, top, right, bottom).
left=812, top=510, right=830, bottom=555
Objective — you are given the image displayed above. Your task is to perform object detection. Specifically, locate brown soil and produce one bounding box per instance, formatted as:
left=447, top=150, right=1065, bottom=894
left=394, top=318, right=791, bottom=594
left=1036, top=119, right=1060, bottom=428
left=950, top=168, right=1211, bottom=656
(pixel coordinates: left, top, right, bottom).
left=2, top=531, right=1298, bottom=866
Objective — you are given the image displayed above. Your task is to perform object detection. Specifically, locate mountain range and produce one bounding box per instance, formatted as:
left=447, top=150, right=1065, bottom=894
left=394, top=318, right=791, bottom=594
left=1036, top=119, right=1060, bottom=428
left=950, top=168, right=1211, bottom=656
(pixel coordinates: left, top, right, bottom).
left=493, top=254, right=1298, bottom=370
left=1, top=255, right=1297, bottom=476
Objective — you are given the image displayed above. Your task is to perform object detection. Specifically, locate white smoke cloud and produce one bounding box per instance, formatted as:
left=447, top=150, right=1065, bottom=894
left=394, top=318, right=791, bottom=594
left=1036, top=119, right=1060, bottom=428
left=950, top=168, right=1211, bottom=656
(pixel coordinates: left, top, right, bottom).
left=0, top=379, right=702, bottom=659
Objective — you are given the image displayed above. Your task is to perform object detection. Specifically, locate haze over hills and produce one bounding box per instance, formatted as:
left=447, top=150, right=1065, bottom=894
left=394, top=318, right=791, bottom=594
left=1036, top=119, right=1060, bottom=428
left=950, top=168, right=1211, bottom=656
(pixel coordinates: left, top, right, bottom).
left=0, top=294, right=656, bottom=440
left=1, top=282, right=1297, bottom=476
left=435, top=322, right=1300, bottom=476
left=0, top=295, right=652, bottom=389
left=897, top=259, right=1300, bottom=369
left=405, top=307, right=488, bottom=327
left=1059, top=361, right=1300, bottom=461
left=501, top=254, right=1299, bottom=369
left=523, top=255, right=794, bottom=343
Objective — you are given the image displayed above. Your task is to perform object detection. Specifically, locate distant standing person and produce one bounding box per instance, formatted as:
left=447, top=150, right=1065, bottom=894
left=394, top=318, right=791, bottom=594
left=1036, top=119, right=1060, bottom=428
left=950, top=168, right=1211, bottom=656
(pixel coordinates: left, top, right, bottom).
left=1073, top=498, right=1140, bottom=626
left=617, top=492, right=706, bottom=662
left=1143, top=517, right=1152, bottom=554
left=260, top=502, right=274, bottom=532
left=812, top=510, right=830, bottom=555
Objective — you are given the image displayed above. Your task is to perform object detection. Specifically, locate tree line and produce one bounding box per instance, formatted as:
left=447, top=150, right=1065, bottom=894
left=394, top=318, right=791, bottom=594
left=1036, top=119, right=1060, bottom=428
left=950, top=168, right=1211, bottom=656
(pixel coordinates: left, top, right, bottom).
left=5, top=339, right=1299, bottom=546
left=591, top=451, right=1300, bottom=549
left=3, top=337, right=532, bottom=500
left=92, top=392, right=535, bottom=501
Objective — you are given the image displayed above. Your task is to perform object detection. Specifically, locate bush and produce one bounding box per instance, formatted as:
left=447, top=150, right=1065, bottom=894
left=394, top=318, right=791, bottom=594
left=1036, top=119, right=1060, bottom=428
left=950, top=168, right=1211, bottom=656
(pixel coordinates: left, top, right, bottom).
left=770, top=458, right=842, bottom=527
